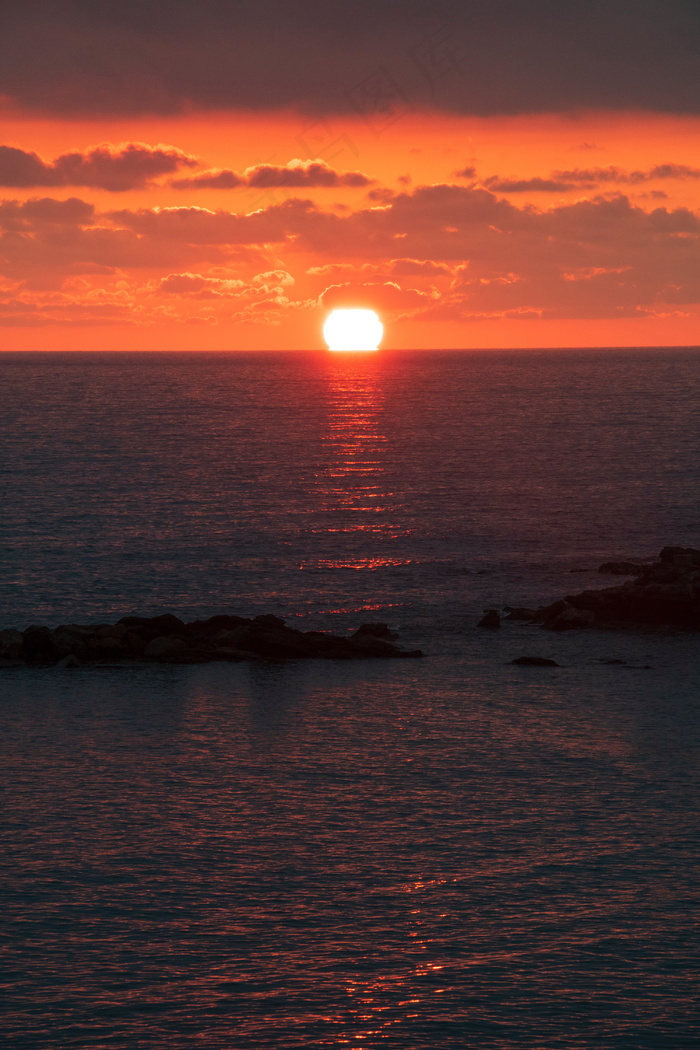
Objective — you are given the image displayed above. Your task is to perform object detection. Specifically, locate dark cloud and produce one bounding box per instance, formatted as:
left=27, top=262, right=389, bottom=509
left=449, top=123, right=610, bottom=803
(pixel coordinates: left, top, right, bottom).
left=171, top=170, right=245, bottom=190
left=553, top=164, right=700, bottom=185
left=1, top=1, right=699, bottom=116
left=108, top=199, right=318, bottom=244
left=171, top=160, right=374, bottom=190
left=366, top=188, right=397, bottom=203
left=247, top=161, right=372, bottom=188
left=0, top=196, right=224, bottom=282
left=480, top=165, right=700, bottom=194
left=2, top=185, right=699, bottom=318
left=0, top=147, right=53, bottom=186
left=0, top=143, right=197, bottom=190
left=0, top=196, right=95, bottom=229
left=301, top=187, right=700, bottom=317
left=484, top=176, right=575, bottom=193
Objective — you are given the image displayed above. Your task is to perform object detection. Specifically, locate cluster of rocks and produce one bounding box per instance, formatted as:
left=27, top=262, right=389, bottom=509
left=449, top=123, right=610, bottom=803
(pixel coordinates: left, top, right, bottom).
left=0, top=613, right=423, bottom=668
left=484, top=546, right=700, bottom=631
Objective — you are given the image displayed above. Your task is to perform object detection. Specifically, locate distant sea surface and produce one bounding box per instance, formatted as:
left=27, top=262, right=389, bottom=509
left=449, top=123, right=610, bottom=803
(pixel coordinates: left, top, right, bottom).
left=1, top=349, right=699, bottom=1048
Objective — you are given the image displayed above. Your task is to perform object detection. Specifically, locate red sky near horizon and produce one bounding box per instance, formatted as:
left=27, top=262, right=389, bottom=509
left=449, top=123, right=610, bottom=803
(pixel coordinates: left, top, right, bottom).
left=2, top=3, right=700, bottom=351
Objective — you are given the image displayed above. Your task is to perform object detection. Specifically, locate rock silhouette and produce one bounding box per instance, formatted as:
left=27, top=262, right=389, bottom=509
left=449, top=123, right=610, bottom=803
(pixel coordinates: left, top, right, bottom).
left=0, top=614, right=423, bottom=668
left=511, top=547, right=700, bottom=631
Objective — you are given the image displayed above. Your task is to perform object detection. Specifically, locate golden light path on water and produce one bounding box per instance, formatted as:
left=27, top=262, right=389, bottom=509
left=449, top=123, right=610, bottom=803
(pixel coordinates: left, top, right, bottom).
left=300, top=352, right=415, bottom=591
left=316, top=358, right=405, bottom=536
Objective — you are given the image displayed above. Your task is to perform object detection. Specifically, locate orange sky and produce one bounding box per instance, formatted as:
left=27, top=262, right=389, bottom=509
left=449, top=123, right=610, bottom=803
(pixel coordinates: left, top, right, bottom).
left=2, top=106, right=700, bottom=350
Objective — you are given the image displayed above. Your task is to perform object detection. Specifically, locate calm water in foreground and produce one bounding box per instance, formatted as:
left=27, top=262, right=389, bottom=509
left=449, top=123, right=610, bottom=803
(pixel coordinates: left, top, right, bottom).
left=1, top=349, right=699, bottom=1048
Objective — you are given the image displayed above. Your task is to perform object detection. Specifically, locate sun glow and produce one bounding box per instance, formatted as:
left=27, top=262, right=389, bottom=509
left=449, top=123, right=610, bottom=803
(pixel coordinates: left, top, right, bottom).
left=324, top=309, right=383, bottom=352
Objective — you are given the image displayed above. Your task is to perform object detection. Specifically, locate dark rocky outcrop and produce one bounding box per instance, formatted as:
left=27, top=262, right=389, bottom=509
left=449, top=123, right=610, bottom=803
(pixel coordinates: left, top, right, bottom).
left=0, top=612, right=423, bottom=668
left=477, top=609, right=501, bottom=628
left=523, top=547, right=700, bottom=631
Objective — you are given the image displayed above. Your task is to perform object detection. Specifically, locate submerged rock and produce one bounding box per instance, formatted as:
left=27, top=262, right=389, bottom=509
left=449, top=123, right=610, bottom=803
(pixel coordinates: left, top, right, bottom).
left=512, top=656, right=559, bottom=667
left=598, top=561, right=644, bottom=576
left=503, top=607, right=535, bottom=621
left=542, top=604, right=596, bottom=631
left=56, top=654, right=81, bottom=669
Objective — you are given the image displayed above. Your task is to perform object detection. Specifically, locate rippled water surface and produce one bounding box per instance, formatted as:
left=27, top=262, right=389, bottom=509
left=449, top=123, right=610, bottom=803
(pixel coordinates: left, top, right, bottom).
left=1, top=349, right=699, bottom=1048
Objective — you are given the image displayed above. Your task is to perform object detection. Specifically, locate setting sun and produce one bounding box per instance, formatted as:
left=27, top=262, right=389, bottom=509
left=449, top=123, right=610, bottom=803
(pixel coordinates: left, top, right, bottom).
left=323, top=309, right=383, bottom=352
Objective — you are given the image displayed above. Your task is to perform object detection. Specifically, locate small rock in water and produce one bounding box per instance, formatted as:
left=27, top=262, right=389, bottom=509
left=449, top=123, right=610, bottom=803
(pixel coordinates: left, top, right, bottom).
left=477, top=610, right=501, bottom=629
left=512, top=656, right=559, bottom=667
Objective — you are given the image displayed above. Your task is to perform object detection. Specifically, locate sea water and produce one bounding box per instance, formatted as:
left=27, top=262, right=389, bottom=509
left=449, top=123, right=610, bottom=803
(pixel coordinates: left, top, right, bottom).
left=1, top=349, right=699, bottom=1048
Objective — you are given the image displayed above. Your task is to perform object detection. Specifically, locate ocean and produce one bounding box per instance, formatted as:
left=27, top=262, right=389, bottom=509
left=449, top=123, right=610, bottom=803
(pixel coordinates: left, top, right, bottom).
left=1, top=348, right=699, bottom=1048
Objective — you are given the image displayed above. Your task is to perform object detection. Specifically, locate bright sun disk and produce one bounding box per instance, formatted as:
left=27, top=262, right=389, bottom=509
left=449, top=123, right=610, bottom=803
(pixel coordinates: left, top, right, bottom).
left=324, top=308, right=383, bottom=352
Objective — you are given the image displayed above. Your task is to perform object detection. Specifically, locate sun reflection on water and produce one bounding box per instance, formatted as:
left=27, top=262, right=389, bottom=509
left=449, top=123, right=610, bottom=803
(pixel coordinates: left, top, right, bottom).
left=310, top=875, right=457, bottom=1047
left=304, top=357, right=409, bottom=571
